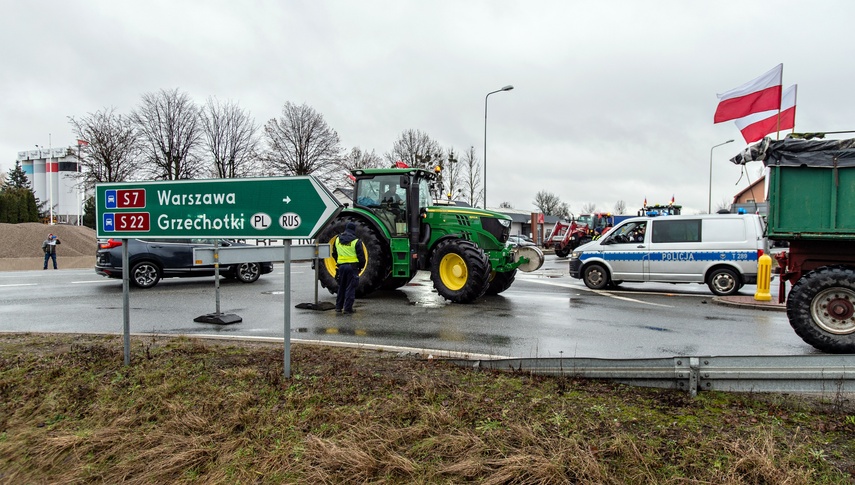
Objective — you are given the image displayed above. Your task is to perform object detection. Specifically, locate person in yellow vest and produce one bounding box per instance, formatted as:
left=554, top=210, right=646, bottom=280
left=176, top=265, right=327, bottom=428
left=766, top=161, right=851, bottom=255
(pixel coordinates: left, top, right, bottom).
left=332, top=222, right=365, bottom=314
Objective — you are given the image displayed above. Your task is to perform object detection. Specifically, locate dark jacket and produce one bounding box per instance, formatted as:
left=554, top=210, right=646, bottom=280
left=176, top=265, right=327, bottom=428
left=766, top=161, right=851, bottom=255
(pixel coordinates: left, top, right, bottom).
left=42, top=238, right=61, bottom=254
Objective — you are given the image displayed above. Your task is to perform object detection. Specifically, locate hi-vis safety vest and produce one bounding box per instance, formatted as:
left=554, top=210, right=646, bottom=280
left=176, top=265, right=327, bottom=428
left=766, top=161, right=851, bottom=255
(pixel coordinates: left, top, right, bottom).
left=335, top=238, right=359, bottom=264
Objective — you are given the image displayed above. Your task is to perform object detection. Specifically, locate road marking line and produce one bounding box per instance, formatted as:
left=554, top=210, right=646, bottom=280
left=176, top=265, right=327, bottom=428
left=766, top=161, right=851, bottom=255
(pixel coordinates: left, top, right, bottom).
left=0, top=283, right=37, bottom=288
left=72, top=280, right=116, bottom=284
left=518, top=277, right=673, bottom=307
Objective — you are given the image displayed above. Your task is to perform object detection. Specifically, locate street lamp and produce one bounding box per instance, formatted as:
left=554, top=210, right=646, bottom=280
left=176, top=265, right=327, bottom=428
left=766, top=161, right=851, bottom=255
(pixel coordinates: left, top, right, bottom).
left=484, top=84, right=514, bottom=209
left=709, top=139, right=734, bottom=213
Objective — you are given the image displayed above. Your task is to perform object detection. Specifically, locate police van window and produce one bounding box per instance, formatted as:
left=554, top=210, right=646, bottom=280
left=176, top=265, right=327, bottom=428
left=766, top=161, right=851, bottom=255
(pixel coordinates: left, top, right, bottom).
left=651, top=219, right=701, bottom=243
left=703, top=219, right=747, bottom=242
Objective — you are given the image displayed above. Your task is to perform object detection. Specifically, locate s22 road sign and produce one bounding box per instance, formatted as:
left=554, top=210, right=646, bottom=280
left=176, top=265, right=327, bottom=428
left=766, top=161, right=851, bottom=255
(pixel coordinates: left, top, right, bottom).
left=96, top=176, right=341, bottom=239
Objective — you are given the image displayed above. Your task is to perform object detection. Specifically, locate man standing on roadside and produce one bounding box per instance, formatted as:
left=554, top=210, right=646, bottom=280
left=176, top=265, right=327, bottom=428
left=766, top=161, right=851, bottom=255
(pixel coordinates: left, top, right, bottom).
left=42, top=233, right=61, bottom=270
left=332, top=222, right=365, bottom=314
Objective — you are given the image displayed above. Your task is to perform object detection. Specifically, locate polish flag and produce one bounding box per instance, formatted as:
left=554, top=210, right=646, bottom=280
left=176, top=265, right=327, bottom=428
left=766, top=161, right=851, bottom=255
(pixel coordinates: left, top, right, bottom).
left=734, top=85, right=797, bottom=143
left=714, top=64, right=783, bottom=123
left=77, top=139, right=89, bottom=146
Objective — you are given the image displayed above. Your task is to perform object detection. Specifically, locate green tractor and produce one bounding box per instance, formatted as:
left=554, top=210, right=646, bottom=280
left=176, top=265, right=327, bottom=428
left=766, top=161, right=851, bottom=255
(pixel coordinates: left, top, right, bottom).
left=316, top=167, right=544, bottom=303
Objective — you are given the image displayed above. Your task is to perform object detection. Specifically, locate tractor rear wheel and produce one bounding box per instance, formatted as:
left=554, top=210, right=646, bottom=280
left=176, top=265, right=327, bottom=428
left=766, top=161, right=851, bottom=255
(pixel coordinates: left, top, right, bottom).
left=787, top=266, right=855, bottom=353
left=485, top=269, right=517, bottom=295
left=430, top=239, right=491, bottom=303
left=316, top=217, right=390, bottom=297
left=554, top=246, right=571, bottom=258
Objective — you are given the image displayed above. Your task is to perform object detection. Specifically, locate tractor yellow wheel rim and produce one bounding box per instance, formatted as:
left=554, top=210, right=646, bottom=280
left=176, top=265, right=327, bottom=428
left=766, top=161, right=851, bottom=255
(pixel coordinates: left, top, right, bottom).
left=324, top=237, right=339, bottom=278
left=439, top=253, right=467, bottom=291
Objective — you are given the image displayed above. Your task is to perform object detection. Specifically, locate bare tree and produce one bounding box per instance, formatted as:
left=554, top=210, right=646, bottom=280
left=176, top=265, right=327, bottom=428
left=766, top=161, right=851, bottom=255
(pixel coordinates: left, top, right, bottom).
left=133, top=88, right=203, bottom=180
left=499, top=201, right=513, bottom=209
left=69, top=108, right=142, bottom=189
left=715, top=197, right=732, bottom=213
left=336, top=147, right=383, bottom=187
left=200, top=97, right=260, bottom=178
left=460, top=146, right=482, bottom=208
left=436, top=146, right=463, bottom=201
left=385, top=129, right=443, bottom=170
left=613, top=200, right=626, bottom=215
left=263, top=102, right=342, bottom=183
left=534, top=190, right=569, bottom=218
left=581, top=202, right=597, bottom=214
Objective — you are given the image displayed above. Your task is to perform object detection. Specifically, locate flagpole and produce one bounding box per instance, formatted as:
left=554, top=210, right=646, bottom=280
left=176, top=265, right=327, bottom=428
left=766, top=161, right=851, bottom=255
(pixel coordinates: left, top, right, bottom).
left=791, top=85, right=798, bottom=135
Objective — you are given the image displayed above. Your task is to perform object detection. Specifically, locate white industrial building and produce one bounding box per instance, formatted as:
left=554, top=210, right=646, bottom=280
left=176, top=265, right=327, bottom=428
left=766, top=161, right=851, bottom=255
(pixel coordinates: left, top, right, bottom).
left=16, top=147, right=84, bottom=224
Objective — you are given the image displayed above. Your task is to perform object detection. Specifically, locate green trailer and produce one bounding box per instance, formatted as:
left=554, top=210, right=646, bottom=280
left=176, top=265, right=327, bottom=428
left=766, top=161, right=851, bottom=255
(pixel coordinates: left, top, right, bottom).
left=732, top=137, right=855, bottom=352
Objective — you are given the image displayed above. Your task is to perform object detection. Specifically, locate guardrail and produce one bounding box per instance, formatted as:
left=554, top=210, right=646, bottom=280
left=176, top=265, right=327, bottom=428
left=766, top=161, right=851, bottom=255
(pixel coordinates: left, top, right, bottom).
left=193, top=244, right=330, bottom=265
left=448, top=354, right=855, bottom=397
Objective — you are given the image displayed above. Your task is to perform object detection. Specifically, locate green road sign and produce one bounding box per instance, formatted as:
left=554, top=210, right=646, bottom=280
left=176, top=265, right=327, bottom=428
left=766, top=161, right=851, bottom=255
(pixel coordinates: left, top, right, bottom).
left=95, top=176, right=341, bottom=239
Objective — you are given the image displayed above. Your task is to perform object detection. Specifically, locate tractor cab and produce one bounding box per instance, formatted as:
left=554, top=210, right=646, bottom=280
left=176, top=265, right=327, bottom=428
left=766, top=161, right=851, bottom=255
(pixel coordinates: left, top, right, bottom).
left=352, top=169, right=433, bottom=236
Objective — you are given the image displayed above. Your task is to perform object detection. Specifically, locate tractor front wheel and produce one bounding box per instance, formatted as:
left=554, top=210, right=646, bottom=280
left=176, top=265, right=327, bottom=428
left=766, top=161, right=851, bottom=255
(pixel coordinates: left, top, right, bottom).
left=316, top=217, right=390, bottom=297
left=430, top=239, right=491, bottom=303
left=485, top=269, right=517, bottom=295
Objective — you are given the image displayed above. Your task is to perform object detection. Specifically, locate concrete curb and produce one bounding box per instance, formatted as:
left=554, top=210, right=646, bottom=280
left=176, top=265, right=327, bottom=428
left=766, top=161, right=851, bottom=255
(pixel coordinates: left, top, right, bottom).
left=712, top=296, right=786, bottom=312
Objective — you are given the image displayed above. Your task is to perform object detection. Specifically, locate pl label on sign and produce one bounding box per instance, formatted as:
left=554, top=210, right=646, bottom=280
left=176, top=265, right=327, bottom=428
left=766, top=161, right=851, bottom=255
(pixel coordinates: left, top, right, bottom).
left=95, top=177, right=341, bottom=239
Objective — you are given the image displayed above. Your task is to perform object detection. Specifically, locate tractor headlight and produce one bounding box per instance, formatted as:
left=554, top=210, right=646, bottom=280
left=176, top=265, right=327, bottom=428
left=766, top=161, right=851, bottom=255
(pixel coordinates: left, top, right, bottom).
left=498, top=219, right=510, bottom=228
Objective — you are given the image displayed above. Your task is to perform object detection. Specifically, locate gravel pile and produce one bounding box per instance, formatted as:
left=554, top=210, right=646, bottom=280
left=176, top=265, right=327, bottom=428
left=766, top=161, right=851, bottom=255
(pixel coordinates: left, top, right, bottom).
left=0, top=223, right=97, bottom=258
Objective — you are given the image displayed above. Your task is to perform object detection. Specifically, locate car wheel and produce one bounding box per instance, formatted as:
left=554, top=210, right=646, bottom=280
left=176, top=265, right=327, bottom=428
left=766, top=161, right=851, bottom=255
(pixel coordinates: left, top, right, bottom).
left=131, top=261, right=161, bottom=289
left=707, top=267, right=739, bottom=296
left=583, top=263, right=609, bottom=290
left=233, top=262, right=261, bottom=283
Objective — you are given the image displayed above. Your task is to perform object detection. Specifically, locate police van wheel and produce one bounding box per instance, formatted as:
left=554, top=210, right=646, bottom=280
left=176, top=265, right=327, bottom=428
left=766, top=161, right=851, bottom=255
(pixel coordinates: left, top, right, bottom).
left=707, top=267, right=739, bottom=296
left=431, top=239, right=491, bottom=303
left=583, top=263, right=609, bottom=290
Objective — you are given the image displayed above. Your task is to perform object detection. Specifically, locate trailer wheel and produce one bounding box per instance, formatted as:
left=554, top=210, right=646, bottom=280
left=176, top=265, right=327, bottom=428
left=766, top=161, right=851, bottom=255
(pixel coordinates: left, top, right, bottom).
left=430, top=239, right=491, bottom=303
left=485, top=269, right=517, bottom=295
left=316, top=217, right=390, bottom=297
left=554, top=247, right=571, bottom=258
left=787, top=266, right=855, bottom=353
left=583, top=263, right=609, bottom=290
left=707, top=267, right=740, bottom=296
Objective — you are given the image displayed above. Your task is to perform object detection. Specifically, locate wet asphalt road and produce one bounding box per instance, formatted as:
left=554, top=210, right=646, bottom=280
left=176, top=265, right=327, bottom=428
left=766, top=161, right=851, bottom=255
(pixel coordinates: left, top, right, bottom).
left=0, top=255, right=817, bottom=359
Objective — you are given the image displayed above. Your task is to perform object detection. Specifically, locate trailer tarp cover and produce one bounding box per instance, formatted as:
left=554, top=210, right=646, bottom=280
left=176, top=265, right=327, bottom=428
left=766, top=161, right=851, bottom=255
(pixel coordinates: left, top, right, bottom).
left=730, top=137, right=855, bottom=168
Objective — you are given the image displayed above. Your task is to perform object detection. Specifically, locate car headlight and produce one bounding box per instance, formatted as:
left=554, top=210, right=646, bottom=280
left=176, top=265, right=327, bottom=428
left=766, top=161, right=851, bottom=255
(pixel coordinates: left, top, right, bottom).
left=498, top=219, right=510, bottom=227
left=570, top=251, right=581, bottom=260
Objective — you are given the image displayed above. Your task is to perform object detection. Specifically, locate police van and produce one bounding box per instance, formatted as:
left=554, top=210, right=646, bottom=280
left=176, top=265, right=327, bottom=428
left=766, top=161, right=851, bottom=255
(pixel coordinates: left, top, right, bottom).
left=568, top=214, right=767, bottom=296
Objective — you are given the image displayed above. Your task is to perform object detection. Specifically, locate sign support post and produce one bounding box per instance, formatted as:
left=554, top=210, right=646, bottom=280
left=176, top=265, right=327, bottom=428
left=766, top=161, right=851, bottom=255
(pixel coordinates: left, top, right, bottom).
left=122, top=239, right=130, bottom=366
left=283, top=240, right=292, bottom=379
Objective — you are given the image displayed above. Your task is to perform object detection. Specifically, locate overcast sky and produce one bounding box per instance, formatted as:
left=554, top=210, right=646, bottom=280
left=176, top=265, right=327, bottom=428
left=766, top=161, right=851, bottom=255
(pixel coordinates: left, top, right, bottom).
left=3, top=1, right=854, bottom=215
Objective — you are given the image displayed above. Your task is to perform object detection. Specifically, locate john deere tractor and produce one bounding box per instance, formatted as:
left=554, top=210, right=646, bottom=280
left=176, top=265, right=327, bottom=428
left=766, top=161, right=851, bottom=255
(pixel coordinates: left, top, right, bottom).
left=316, top=167, right=544, bottom=303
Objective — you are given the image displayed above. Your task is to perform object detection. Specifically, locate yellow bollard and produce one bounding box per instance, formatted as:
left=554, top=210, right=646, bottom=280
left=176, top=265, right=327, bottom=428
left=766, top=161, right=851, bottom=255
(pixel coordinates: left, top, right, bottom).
left=754, top=253, right=772, bottom=301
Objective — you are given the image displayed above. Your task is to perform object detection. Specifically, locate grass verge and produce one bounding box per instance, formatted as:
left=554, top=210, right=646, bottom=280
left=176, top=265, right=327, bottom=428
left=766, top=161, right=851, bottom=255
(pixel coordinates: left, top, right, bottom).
left=1, top=333, right=854, bottom=484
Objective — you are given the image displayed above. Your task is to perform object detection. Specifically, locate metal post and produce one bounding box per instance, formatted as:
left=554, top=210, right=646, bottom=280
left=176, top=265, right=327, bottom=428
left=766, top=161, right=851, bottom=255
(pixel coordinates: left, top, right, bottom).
left=283, top=240, right=292, bottom=379
left=122, top=239, right=130, bottom=366
left=214, top=239, right=221, bottom=315
left=483, top=85, right=514, bottom=209
left=709, top=139, right=734, bottom=213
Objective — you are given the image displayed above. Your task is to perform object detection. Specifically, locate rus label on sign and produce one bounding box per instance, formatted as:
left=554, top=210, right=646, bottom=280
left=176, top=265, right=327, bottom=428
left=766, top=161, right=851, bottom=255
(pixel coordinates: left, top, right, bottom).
left=280, top=213, right=301, bottom=230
